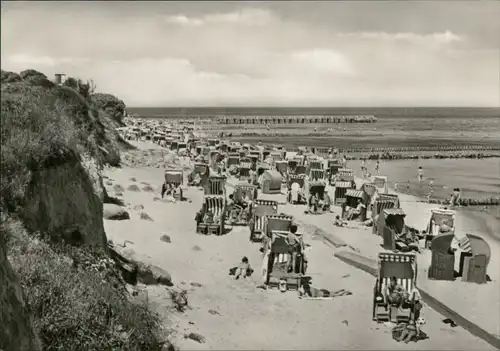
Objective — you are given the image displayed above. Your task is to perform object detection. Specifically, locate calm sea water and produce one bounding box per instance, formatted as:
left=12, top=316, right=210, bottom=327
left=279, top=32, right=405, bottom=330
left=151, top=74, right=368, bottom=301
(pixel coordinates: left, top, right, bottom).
left=349, top=158, right=500, bottom=200
left=128, top=107, right=500, bottom=149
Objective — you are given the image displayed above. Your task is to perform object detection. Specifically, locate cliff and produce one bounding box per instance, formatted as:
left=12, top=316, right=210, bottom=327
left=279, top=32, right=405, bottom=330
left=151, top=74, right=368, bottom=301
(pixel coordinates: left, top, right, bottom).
left=1, top=70, right=110, bottom=247
left=0, top=69, right=162, bottom=350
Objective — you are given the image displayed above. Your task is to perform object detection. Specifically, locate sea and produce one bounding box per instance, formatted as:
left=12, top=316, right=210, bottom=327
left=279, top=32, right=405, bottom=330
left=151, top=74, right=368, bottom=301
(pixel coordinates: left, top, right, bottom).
left=128, top=107, right=500, bottom=149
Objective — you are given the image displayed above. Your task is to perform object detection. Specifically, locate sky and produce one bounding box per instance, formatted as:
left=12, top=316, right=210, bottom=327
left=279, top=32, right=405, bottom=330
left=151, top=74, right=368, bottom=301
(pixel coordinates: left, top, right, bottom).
left=1, top=1, right=499, bottom=107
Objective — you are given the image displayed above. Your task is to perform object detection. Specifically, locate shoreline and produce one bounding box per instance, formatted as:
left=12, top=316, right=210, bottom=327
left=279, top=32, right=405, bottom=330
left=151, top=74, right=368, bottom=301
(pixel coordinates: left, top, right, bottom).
left=391, top=185, right=500, bottom=243
left=458, top=207, right=500, bottom=243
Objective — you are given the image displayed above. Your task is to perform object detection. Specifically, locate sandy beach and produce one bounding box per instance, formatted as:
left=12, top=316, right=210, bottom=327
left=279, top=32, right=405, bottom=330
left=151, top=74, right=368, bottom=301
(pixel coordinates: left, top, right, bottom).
left=102, top=141, right=497, bottom=350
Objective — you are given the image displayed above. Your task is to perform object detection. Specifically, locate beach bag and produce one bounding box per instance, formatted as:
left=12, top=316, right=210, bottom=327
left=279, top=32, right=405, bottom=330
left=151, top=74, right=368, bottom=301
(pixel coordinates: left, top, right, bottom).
left=392, top=323, right=407, bottom=341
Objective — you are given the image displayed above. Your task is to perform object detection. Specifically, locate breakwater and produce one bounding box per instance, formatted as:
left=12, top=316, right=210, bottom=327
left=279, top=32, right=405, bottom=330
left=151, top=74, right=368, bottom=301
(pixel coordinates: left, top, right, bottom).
left=216, top=114, right=377, bottom=124
left=278, top=145, right=500, bottom=160
left=424, top=197, right=500, bottom=206
left=344, top=151, right=499, bottom=160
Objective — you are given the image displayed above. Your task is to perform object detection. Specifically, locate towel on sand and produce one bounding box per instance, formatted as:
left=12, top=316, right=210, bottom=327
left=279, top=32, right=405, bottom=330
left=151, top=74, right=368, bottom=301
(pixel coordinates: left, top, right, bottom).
left=228, top=266, right=254, bottom=277
left=392, top=323, right=429, bottom=343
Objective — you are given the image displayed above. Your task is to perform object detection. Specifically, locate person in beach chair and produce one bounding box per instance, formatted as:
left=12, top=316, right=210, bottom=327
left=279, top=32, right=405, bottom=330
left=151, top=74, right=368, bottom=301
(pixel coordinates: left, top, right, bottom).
left=347, top=199, right=365, bottom=220
left=241, top=191, right=253, bottom=222
left=204, top=210, right=215, bottom=224
left=232, top=191, right=250, bottom=223
left=226, top=193, right=237, bottom=220
left=384, top=276, right=409, bottom=309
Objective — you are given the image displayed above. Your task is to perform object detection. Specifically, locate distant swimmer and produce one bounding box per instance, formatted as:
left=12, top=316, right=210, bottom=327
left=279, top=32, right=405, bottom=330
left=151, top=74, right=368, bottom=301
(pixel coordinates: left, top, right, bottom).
left=417, top=166, right=424, bottom=186
left=361, top=158, right=367, bottom=177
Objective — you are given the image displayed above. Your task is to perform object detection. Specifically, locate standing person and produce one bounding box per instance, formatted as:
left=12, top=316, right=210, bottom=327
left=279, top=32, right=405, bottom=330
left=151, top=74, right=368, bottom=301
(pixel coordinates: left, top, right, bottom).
left=449, top=188, right=461, bottom=207
left=361, top=158, right=366, bottom=178
left=375, top=160, right=380, bottom=174
left=417, top=166, right=424, bottom=187
left=287, top=224, right=300, bottom=273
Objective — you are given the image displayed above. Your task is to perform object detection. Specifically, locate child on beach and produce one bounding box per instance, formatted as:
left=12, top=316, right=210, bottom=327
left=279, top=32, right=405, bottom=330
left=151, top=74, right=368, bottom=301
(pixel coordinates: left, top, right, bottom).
left=235, top=256, right=251, bottom=280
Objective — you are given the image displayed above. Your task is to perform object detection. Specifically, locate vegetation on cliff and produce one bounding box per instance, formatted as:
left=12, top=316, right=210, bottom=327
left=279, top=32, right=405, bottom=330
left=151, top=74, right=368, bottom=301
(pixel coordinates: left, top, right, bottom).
left=0, top=69, right=165, bottom=351
left=4, top=220, right=165, bottom=351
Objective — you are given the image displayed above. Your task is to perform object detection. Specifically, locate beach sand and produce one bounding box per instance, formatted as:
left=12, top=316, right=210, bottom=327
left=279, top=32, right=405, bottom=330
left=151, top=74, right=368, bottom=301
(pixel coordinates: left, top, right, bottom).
left=101, top=141, right=497, bottom=350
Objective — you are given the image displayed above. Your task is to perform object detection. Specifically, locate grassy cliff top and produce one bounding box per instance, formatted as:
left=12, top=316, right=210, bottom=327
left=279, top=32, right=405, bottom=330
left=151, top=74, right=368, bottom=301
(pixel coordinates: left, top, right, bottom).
left=1, top=69, right=129, bottom=212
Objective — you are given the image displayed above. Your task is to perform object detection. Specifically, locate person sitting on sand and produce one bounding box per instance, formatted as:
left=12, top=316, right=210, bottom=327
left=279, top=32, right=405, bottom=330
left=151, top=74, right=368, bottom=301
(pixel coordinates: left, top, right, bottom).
left=384, top=276, right=408, bottom=308
left=161, top=182, right=168, bottom=199
left=334, top=215, right=348, bottom=227
left=235, top=256, right=251, bottom=280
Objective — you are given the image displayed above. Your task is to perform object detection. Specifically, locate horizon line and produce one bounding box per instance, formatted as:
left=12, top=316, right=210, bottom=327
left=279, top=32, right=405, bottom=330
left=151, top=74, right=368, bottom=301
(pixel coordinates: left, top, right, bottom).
left=127, top=106, right=500, bottom=109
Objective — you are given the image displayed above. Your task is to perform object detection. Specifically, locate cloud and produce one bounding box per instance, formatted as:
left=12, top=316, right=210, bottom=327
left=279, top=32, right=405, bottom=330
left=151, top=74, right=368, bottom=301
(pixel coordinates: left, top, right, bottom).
left=289, top=49, right=356, bottom=76
left=1, top=3, right=497, bottom=107
left=165, top=8, right=274, bottom=27
left=6, top=54, right=89, bottom=67
left=338, top=30, right=463, bottom=45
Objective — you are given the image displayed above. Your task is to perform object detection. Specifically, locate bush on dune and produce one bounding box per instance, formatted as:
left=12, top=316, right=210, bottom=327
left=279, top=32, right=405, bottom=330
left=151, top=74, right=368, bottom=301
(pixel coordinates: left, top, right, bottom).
left=91, top=92, right=127, bottom=126
left=5, top=221, right=166, bottom=351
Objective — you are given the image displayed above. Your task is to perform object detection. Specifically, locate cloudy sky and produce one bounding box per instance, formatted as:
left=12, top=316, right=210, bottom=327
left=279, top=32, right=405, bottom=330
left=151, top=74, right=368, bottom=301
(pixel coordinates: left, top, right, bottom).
left=1, top=1, right=499, bottom=107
